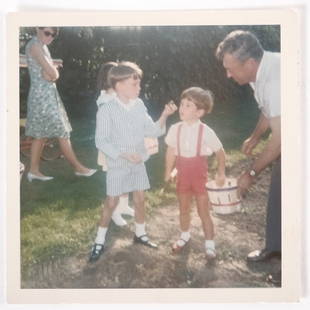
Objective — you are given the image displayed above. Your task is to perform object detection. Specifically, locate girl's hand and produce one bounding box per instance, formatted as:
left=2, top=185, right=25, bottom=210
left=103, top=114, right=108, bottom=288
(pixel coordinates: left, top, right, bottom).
left=215, top=173, right=226, bottom=187
left=162, top=101, right=178, bottom=117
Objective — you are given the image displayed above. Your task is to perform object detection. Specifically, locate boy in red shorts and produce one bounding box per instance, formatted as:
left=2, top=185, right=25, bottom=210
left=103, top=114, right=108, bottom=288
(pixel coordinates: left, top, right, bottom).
left=165, top=87, right=226, bottom=259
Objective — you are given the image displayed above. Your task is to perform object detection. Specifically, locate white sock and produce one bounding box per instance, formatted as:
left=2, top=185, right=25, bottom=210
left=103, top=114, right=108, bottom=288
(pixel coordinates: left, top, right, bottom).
left=180, top=231, right=191, bottom=242
left=205, top=240, right=215, bottom=250
left=113, top=203, right=123, bottom=214
left=135, top=222, right=146, bottom=237
left=120, top=195, right=129, bottom=207
left=177, top=231, right=190, bottom=246
left=135, top=222, right=149, bottom=241
left=95, top=226, right=108, bottom=245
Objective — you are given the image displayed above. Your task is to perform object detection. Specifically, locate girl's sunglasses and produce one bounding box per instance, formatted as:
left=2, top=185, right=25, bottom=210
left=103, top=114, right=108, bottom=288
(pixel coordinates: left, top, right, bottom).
left=43, top=30, right=57, bottom=38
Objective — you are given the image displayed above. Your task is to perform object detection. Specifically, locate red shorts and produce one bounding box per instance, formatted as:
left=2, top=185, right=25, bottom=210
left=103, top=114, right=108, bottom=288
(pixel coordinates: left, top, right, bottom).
left=176, top=155, right=208, bottom=195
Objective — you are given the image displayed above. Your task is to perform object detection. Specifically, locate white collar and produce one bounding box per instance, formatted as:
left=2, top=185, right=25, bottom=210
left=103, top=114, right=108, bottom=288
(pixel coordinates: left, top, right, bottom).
left=181, top=120, right=201, bottom=128
left=255, top=51, right=266, bottom=83
left=250, top=51, right=266, bottom=89
left=97, top=90, right=116, bottom=106
left=115, top=96, right=138, bottom=111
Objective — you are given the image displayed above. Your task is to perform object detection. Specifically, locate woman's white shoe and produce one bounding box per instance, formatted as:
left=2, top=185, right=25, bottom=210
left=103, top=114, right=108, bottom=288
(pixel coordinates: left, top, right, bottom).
left=27, top=172, right=54, bottom=182
left=75, top=169, right=97, bottom=177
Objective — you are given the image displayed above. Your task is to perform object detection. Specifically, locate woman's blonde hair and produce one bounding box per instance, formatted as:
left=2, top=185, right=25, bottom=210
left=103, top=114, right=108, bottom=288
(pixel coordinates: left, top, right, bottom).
left=108, top=61, right=143, bottom=89
left=180, top=87, right=214, bottom=115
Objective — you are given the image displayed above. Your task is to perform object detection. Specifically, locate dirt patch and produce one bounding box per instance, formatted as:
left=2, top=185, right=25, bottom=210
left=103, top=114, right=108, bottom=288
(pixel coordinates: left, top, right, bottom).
left=21, top=164, right=281, bottom=289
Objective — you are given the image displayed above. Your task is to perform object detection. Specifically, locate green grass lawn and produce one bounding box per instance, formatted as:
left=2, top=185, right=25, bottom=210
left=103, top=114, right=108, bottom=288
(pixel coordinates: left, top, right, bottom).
left=20, top=102, right=265, bottom=275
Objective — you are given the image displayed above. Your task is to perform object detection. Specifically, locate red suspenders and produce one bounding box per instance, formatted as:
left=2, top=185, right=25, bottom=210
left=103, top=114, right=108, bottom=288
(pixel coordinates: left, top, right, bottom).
left=177, top=123, right=204, bottom=157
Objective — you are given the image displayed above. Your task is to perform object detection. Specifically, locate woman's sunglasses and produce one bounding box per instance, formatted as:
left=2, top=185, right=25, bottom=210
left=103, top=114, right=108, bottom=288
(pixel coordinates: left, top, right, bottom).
left=43, top=30, right=57, bottom=38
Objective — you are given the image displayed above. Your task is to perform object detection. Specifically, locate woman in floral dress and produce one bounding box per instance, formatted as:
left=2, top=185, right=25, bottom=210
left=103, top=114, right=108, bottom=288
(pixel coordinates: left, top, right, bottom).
left=25, top=27, right=96, bottom=181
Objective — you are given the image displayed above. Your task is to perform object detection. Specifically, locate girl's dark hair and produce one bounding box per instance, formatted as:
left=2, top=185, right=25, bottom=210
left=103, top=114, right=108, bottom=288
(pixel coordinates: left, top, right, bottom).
left=38, top=27, right=60, bottom=37
left=96, top=62, right=118, bottom=91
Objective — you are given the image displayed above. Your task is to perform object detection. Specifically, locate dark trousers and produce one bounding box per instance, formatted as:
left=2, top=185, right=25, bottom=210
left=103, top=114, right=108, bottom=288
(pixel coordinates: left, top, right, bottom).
left=265, top=158, right=281, bottom=252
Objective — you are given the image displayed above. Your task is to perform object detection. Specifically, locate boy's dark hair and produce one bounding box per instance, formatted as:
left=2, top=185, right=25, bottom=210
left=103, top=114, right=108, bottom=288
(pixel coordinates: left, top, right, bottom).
left=181, top=87, right=214, bottom=115
left=215, top=30, right=264, bottom=63
left=108, top=61, right=143, bottom=89
left=96, top=61, right=118, bottom=91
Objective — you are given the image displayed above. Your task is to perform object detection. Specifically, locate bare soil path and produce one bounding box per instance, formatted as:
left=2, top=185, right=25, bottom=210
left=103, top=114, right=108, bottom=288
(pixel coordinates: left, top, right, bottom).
left=22, top=165, right=281, bottom=289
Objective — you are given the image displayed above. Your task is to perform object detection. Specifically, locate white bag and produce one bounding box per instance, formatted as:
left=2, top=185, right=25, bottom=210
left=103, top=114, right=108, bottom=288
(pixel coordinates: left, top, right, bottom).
left=143, top=137, right=159, bottom=156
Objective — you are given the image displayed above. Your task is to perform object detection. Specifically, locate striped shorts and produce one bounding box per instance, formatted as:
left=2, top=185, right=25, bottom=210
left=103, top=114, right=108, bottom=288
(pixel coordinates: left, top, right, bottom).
left=106, top=163, right=150, bottom=197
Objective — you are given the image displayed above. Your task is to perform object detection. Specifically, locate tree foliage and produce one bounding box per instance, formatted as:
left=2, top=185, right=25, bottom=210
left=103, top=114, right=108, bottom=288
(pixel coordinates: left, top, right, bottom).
left=19, top=25, right=280, bottom=118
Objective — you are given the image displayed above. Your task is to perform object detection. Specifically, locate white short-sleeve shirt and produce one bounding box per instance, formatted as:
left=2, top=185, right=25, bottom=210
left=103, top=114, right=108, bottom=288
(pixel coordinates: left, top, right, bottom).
left=165, top=120, right=223, bottom=157
left=250, top=51, right=281, bottom=119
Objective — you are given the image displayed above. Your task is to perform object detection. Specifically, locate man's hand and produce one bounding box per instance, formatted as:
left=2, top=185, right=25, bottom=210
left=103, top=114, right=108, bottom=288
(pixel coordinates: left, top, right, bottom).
left=241, top=136, right=259, bottom=156
left=237, top=172, right=254, bottom=197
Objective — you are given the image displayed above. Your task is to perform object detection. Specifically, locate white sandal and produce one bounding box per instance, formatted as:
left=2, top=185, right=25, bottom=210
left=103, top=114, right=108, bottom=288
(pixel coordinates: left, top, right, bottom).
left=206, top=247, right=216, bottom=259
left=172, top=238, right=190, bottom=253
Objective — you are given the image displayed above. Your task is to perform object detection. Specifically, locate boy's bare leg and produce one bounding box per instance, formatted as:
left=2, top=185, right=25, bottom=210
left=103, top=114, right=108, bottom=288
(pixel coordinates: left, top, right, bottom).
left=170, top=193, right=192, bottom=251
left=99, top=196, right=119, bottom=227
left=177, top=193, right=192, bottom=232
left=133, top=190, right=145, bottom=224
left=195, top=194, right=214, bottom=240
left=132, top=190, right=157, bottom=248
left=90, top=196, right=119, bottom=262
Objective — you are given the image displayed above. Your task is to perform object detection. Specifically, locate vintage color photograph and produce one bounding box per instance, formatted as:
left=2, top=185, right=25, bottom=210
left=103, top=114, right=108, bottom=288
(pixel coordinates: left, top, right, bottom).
left=6, top=9, right=301, bottom=303
left=19, top=23, right=281, bottom=288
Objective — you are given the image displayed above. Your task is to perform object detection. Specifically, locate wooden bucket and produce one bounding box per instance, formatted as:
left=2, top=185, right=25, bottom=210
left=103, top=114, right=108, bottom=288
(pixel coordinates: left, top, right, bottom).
left=206, top=178, right=241, bottom=214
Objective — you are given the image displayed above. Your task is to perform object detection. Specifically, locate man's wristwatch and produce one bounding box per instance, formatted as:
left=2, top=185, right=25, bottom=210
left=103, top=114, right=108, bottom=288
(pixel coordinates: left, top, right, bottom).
left=249, top=169, right=257, bottom=177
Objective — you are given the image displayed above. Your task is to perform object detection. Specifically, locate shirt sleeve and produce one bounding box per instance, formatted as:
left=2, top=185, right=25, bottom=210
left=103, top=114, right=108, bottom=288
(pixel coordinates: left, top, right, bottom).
left=140, top=100, right=166, bottom=137
left=95, top=105, right=121, bottom=160
left=204, top=125, right=223, bottom=152
left=165, top=124, right=177, bottom=148
left=263, top=77, right=281, bottom=118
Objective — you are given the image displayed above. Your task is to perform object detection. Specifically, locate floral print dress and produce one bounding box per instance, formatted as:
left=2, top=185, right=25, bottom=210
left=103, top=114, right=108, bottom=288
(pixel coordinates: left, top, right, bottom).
left=25, top=36, right=72, bottom=139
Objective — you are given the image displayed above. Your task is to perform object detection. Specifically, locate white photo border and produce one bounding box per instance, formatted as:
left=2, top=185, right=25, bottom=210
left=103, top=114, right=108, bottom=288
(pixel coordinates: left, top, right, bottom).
left=7, top=9, right=301, bottom=303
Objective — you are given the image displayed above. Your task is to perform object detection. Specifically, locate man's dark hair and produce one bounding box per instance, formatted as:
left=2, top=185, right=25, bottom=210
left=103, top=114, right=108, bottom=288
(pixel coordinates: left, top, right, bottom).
left=215, top=30, right=264, bottom=62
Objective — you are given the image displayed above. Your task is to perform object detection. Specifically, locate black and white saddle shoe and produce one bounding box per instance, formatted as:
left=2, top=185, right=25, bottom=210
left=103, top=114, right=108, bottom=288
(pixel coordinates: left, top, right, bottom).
left=134, top=234, right=158, bottom=249
left=89, top=243, right=104, bottom=262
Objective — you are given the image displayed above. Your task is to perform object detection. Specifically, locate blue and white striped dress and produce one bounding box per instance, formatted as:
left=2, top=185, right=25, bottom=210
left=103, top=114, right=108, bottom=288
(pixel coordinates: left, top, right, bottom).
left=95, top=96, right=165, bottom=196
